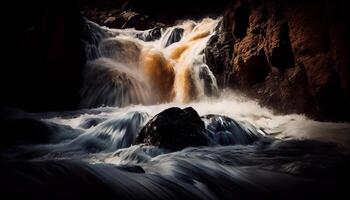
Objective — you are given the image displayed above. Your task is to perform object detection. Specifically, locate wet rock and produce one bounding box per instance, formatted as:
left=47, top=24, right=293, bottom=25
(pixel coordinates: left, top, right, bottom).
left=205, top=21, right=234, bottom=88
left=125, top=0, right=229, bottom=24
left=205, top=0, right=350, bottom=121
left=198, top=65, right=219, bottom=97
left=233, top=37, right=270, bottom=87
left=136, top=27, right=162, bottom=41
left=202, top=115, right=262, bottom=146
left=103, top=15, right=126, bottom=28
left=136, top=107, right=208, bottom=151
left=164, top=28, right=184, bottom=47
left=83, top=19, right=107, bottom=60
left=121, top=11, right=154, bottom=30
left=254, top=63, right=316, bottom=117
left=83, top=10, right=161, bottom=30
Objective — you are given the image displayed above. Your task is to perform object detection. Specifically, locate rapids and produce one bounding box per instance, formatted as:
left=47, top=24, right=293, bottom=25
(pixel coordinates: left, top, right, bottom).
left=1, top=18, right=350, bottom=199
left=80, top=18, right=219, bottom=107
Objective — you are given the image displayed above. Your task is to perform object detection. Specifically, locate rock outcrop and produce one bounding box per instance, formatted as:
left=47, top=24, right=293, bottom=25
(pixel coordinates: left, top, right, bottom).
left=136, top=107, right=208, bottom=151
left=206, top=0, right=350, bottom=121
left=82, top=0, right=229, bottom=25
left=83, top=9, right=164, bottom=30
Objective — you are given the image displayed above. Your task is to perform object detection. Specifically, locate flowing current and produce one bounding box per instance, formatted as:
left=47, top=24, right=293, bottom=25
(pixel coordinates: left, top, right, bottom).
left=1, top=18, right=350, bottom=199
left=81, top=18, right=219, bottom=107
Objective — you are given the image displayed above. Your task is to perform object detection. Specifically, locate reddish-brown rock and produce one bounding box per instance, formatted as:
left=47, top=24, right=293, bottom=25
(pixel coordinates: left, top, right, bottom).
left=207, top=0, right=350, bottom=121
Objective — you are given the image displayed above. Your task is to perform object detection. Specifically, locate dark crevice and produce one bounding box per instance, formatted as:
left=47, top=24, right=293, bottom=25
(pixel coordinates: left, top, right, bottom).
left=232, top=2, right=250, bottom=40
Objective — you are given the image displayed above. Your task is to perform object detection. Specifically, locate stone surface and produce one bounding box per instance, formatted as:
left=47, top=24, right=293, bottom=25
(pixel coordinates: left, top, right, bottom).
left=83, top=10, right=161, bottom=30
left=206, top=0, right=350, bottom=121
left=164, top=28, right=184, bottom=47
left=136, top=107, right=208, bottom=151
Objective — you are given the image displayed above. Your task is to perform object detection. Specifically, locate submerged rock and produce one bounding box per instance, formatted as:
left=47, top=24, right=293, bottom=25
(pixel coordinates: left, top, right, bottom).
left=202, top=115, right=262, bottom=145
left=164, top=28, right=184, bottom=47
left=136, top=107, right=208, bottom=151
left=136, top=27, right=162, bottom=41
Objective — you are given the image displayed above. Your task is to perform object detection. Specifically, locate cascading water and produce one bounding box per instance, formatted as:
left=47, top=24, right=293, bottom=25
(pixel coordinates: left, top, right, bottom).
left=80, top=18, right=219, bottom=108
left=1, top=18, right=350, bottom=199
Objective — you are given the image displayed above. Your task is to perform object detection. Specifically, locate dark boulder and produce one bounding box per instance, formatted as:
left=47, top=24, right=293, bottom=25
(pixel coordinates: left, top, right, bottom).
left=136, top=107, right=208, bottom=151
left=122, top=12, right=154, bottom=30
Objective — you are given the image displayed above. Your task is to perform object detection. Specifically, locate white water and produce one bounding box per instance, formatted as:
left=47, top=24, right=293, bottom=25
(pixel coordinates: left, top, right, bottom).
left=7, top=17, right=347, bottom=164
left=2, top=18, right=350, bottom=199
left=80, top=18, right=219, bottom=107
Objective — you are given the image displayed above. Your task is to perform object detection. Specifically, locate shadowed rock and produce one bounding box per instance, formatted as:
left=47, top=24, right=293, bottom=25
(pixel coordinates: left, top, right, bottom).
left=205, top=0, right=350, bottom=121
left=136, top=27, right=162, bottom=41
left=164, top=28, right=184, bottom=47
left=202, top=115, right=262, bottom=145
left=136, top=107, right=208, bottom=151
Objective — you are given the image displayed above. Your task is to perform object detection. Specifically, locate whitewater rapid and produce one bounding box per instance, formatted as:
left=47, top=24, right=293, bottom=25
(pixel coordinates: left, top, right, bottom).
left=2, top=91, right=350, bottom=199
left=1, top=18, right=350, bottom=199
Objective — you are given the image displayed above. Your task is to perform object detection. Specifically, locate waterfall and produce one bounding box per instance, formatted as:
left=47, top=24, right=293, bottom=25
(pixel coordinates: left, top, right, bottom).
left=1, top=16, right=350, bottom=200
left=80, top=18, right=220, bottom=108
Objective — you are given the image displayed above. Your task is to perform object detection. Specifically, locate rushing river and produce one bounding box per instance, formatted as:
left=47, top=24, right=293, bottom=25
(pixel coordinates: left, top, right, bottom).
left=1, top=18, right=350, bottom=199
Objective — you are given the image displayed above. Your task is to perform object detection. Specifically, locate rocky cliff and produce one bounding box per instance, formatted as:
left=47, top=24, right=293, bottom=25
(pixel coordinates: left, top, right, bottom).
left=206, top=0, right=350, bottom=121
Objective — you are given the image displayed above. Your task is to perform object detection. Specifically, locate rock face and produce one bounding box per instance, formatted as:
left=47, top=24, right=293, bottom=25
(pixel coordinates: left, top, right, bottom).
left=136, top=107, right=208, bottom=151
left=82, top=0, right=230, bottom=25
left=206, top=0, right=350, bottom=121
left=83, top=10, right=163, bottom=30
